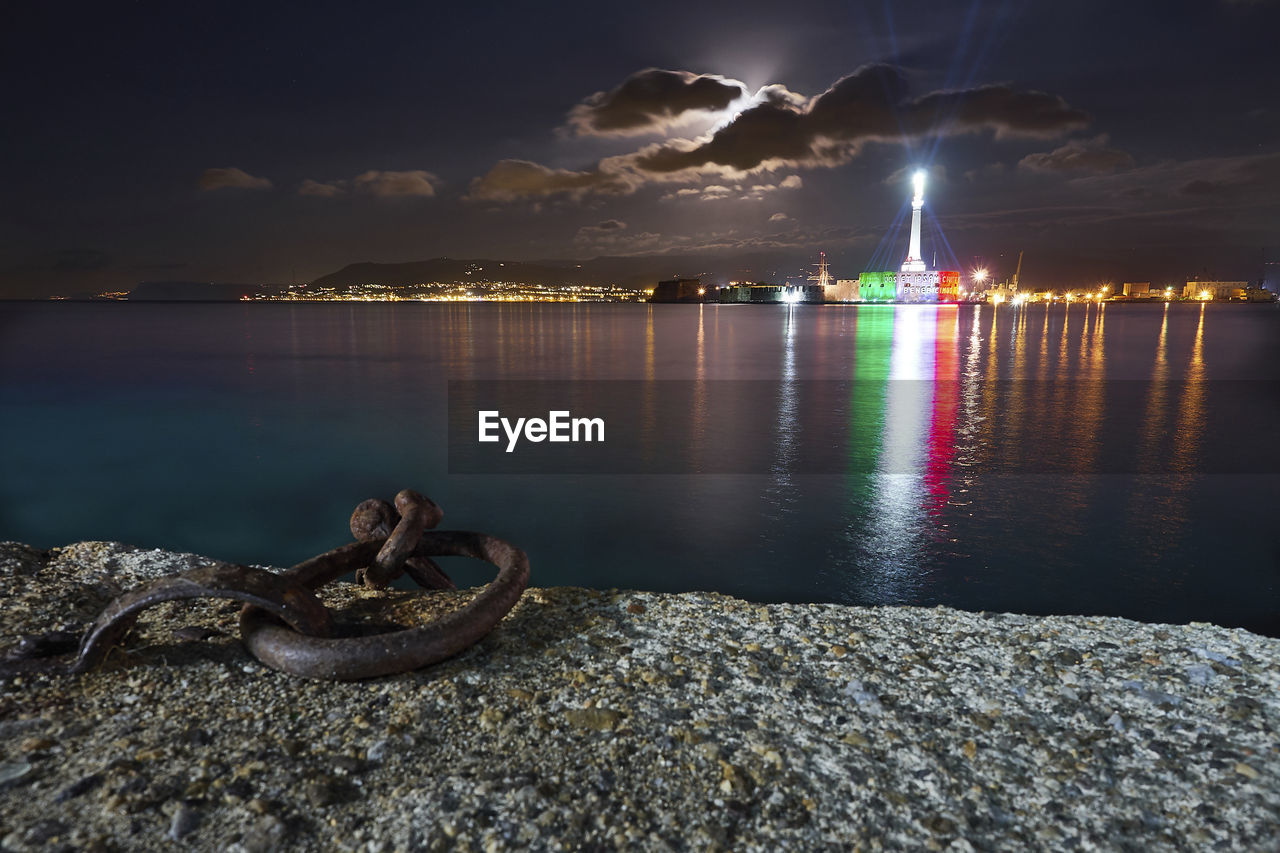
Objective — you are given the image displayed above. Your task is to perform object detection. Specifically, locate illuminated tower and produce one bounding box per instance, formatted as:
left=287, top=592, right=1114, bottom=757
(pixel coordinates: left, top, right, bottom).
left=900, top=170, right=926, bottom=273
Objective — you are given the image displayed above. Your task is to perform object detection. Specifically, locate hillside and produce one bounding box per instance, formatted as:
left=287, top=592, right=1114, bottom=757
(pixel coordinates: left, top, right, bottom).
left=307, top=252, right=819, bottom=293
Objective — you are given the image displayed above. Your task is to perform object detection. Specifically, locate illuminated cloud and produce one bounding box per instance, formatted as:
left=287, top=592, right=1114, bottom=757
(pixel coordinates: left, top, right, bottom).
left=353, top=170, right=439, bottom=197
left=769, top=212, right=790, bottom=222
left=567, top=69, right=748, bottom=137
left=885, top=163, right=947, bottom=187
left=299, top=178, right=345, bottom=197
left=466, top=159, right=637, bottom=201
left=198, top=167, right=272, bottom=191
left=475, top=65, right=1089, bottom=201
left=1019, top=135, right=1134, bottom=173
left=636, top=64, right=1091, bottom=177
left=659, top=176, right=806, bottom=203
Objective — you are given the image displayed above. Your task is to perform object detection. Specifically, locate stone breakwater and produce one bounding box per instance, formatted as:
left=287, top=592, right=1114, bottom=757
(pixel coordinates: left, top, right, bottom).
left=0, top=542, right=1277, bottom=852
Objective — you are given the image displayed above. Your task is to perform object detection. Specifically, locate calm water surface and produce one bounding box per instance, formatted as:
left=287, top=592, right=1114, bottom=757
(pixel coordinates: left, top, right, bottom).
left=2, top=301, right=1277, bottom=632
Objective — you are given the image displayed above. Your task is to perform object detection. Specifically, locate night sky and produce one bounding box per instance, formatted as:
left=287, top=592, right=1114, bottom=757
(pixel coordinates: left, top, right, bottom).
left=3, top=0, right=1278, bottom=297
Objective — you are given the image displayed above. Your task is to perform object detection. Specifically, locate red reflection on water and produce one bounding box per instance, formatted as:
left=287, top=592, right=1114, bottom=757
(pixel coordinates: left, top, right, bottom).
left=924, top=306, right=959, bottom=517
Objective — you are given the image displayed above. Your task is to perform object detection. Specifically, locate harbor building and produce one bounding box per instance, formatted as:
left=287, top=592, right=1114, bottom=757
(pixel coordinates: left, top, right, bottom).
left=1122, top=282, right=1151, bottom=297
left=828, top=278, right=859, bottom=302
left=1183, top=280, right=1247, bottom=300
left=712, top=282, right=824, bottom=303
left=651, top=278, right=705, bottom=302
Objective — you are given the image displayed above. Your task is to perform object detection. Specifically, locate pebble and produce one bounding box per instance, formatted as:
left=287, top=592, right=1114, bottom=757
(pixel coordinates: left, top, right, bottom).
left=564, top=707, right=623, bottom=731
left=1185, top=663, right=1214, bottom=685
left=55, top=772, right=104, bottom=802
left=366, top=738, right=391, bottom=764
left=19, top=736, right=55, bottom=753
left=167, top=803, right=200, bottom=840
left=305, top=776, right=347, bottom=807
left=331, top=755, right=363, bottom=775
left=0, top=760, right=32, bottom=785
left=241, top=815, right=287, bottom=853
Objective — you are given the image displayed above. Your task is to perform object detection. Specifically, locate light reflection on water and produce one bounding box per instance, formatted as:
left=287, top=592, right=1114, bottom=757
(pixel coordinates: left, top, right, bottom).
left=1, top=300, right=1277, bottom=633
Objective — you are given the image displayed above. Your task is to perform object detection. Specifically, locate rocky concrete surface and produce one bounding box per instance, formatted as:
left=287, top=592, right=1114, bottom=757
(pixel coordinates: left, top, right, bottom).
left=1, top=541, right=1277, bottom=851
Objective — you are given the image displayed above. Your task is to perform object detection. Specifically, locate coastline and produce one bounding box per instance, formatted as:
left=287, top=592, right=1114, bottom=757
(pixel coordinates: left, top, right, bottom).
left=2, top=541, right=1277, bottom=851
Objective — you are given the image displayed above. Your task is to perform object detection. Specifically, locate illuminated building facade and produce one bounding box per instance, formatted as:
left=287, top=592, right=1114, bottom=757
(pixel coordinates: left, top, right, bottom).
left=1182, top=280, right=1247, bottom=300
left=827, top=278, right=859, bottom=302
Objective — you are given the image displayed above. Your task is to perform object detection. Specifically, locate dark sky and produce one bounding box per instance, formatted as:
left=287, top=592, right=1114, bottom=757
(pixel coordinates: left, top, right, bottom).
left=3, top=0, right=1278, bottom=296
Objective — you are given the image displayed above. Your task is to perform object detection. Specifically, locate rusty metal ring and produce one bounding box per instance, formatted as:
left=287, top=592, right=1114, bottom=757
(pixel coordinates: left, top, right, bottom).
left=0, top=563, right=334, bottom=677
left=239, top=531, right=529, bottom=680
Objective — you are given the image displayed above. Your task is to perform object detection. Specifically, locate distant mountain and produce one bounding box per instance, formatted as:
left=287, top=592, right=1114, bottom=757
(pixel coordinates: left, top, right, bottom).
left=308, top=252, right=822, bottom=292
left=308, top=258, right=597, bottom=291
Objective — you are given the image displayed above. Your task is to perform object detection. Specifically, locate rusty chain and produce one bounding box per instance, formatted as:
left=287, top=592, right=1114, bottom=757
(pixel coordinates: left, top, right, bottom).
left=0, top=490, right=530, bottom=681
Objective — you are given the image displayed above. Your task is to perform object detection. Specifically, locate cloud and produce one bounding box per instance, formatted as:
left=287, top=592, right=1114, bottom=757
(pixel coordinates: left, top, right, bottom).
left=1179, top=179, right=1219, bottom=196
left=352, top=170, right=439, bottom=197
left=580, top=230, right=664, bottom=254
left=573, top=220, right=664, bottom=253
left=467, top=159, right=638, bottom=202
left=942, top=151, right=1280, bottom=238
left=769, top=212, right=790, bottom=222
left=298, top=170, right=441, bottom=198
left=628, top=224, right=875, bottom=255
left=475, top=65, right=1090, bottom=201
left=198, top=167, right=272, bottom=191
left=658, top=183, right=734, bottom=202
left=660, top=174, right=805, bottom=202
left=1019, top=135, right=1134, bottom=173
left=634, top=64, right=1090, bottom=177
left=299, top=178, right=345, bottom=197
left=567, top=69, right=748, bottom=137
left=1071, top=151, right=1280, bottom=204
left=575, top=219, right=628, bottom=241
left=885, top=163, right=947, bottom=187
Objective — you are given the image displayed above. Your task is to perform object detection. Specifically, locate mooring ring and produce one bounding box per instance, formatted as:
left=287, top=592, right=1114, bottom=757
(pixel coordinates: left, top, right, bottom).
left=239, top=531, right=529, bottom=680
left=67, top=563, right=333, bottom=674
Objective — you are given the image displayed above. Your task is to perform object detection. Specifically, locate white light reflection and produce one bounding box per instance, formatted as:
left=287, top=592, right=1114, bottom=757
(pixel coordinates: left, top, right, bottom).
left=864, top=306, right=935, bottom=598
left=767, top=303, right=800, bottom=509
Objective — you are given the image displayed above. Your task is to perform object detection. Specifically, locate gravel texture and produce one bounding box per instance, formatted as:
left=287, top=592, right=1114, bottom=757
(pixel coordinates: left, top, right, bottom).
left=1, top=540, right=1277, bottom=851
